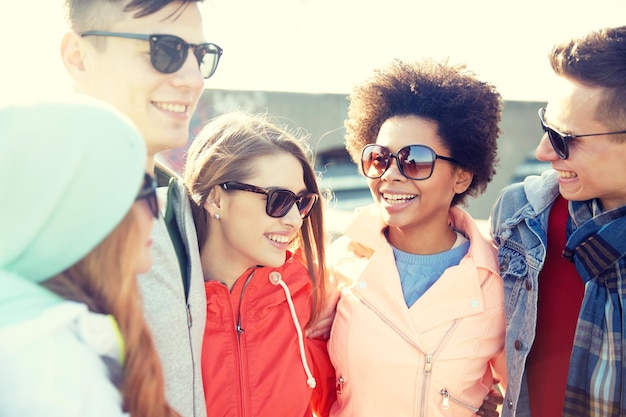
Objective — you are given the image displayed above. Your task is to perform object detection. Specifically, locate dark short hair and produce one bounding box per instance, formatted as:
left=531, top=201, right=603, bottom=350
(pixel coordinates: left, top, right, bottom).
left=65, top=0, right=202, bottom=32
left=345, top=59, right=502, bottom=206
left=549, top=25, right=626, bottom=130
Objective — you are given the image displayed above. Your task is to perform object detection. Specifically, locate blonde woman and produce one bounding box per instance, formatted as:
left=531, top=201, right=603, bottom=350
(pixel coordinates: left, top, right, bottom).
left=184, top=111, right=336, bottom=417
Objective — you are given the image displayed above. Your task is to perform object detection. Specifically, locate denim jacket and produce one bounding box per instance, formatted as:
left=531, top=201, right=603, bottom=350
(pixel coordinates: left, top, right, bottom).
left=489, top=170, right=559, bottom=417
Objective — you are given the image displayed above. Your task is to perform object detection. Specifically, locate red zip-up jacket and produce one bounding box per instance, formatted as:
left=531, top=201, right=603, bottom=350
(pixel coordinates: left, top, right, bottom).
left=202, top=251, right=336, bottom=417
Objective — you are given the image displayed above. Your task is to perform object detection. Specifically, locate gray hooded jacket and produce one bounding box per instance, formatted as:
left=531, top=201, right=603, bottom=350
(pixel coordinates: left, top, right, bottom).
left=138, top=177, right=207, bottom=417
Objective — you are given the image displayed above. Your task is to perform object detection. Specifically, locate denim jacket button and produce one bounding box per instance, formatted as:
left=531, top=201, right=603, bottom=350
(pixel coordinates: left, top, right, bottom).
left=514, top=340, right=522, bottom=350
left=525, top=280, right=532, bottom=291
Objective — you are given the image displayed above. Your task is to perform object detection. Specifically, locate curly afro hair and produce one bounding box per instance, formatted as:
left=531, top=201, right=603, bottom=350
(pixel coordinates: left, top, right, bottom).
left=345, top=59, right=502, bottom=206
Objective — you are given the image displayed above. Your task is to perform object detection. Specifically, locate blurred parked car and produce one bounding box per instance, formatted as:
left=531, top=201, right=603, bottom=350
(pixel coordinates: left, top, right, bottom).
left=316, top=149, right=371, bottom=239
left=316, top=148, right=372, bottom=212
left=509, top=151, right=552, bottom=184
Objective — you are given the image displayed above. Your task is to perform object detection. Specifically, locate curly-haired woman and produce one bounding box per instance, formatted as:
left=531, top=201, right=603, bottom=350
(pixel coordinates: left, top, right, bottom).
left=327, top=59, right=506, bottom=417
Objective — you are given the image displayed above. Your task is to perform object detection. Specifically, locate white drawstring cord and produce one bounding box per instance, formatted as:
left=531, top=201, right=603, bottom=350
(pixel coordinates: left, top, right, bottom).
left=269, top=271, right=317, bottom=388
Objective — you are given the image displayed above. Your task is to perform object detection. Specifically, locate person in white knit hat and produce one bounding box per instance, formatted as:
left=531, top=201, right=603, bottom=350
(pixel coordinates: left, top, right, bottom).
left=0, top=95, right=178, bottom=417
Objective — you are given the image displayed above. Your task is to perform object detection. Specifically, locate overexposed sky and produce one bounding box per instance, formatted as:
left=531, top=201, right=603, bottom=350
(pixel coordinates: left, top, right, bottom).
left=3, top=0, right=625, bottom=104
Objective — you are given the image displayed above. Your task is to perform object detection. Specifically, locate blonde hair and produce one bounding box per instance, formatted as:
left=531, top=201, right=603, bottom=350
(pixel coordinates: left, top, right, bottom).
left=42, top=206, right=180, bottom=417
left=183, top=111, right=328, bottom=323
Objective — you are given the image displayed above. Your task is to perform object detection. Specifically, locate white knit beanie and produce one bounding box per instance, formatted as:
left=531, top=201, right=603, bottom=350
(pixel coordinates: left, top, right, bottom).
left=0, top=94, right=147, bottom=327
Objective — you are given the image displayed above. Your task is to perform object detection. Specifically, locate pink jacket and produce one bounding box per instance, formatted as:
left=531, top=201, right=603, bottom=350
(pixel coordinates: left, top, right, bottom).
left=327, top=205, right=506, bottom=417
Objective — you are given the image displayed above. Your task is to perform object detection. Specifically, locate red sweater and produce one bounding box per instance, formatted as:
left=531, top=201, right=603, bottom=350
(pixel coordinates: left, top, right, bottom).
left=526, top=195, right=584, bottom=416
left=202, top=252, right=336, bottom=417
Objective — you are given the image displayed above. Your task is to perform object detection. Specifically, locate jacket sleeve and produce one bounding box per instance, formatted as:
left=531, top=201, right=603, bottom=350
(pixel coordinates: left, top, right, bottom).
left=489, top=346, right=508, bottom=392
left=484, top=270, right=508, bottom=392
left=307, top=336, right=336, bottom=417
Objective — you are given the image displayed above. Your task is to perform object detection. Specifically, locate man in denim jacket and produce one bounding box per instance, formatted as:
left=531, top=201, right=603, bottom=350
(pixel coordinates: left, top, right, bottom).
left=490, top=25, right=626, bottom=417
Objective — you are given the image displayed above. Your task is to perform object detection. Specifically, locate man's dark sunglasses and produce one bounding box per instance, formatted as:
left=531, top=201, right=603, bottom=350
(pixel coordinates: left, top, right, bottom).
left=361, top=143, right=458, bottom=180
left=136, top=173, right=159, bottom=218
left=80, top=31, right=223, bottom=79
left=538, top=107, right=626, bottom=160
left=221, top=181, right=318, bottom=219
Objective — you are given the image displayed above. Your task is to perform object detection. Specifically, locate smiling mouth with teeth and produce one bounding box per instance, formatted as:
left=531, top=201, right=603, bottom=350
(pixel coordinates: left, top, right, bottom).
left=154, top=102, right=187, bottom=113
left=268, top=234, right=291, bottom=243
left=382, top=193, right=417, bottom=204
left=557, top=170, right=577, bottom=179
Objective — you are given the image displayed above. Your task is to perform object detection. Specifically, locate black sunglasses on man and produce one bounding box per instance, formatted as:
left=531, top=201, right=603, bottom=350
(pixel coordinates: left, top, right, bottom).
left=538, top=107, right=626, bottom=160
left=81, top=31, right=223, bottom=79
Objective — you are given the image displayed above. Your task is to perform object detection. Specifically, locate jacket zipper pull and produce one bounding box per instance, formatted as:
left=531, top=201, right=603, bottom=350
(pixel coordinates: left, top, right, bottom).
left=186, top=303, right=192, bottom=328
left=336, top=376, right=345, bottom=395
left=441, top=389, right=450, bottom=409
left=424, top=354, right=432, bottom=374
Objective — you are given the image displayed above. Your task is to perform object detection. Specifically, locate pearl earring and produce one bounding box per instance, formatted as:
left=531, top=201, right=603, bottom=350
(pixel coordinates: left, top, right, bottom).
left=213, top=213, right=221, bottom=220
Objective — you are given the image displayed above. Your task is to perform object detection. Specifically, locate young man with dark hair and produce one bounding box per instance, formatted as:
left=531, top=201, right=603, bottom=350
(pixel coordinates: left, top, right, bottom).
left=61, top=2, right=223, bottom=416
left=491, top=25, right=626, bottom=417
